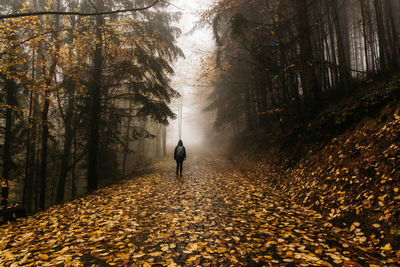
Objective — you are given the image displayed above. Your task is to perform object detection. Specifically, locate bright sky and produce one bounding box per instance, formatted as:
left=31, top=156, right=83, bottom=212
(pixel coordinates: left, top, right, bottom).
left=166, top=0, right=214, bottom=147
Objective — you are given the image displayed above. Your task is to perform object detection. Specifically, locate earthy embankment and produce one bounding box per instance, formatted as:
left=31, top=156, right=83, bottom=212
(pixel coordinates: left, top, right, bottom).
left=237, top=74, right=400, bottom=260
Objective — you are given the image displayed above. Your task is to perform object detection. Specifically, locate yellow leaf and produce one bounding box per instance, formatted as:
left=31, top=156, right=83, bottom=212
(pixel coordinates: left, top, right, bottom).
left=118, top=253, right=129, bottom=260
left=380, top=243, right=392, bottom=251
left=149, top=251, right=162, bottom=257
left=315, top=249, right=323, bottom=254
left=230, top=256, right=239, bottom=263
left=316, top=260, right=333, bottom=266
left=39, top=254, right=49, bottom=260
left=0, top=239, right=8, bottom=250
left=186, top=256, right=198, bottom=264
left=206, top=247, right=214, bottom=253
left=216, top=247, right=227, bottom=253
left=394, top=188, right=399, bottom=193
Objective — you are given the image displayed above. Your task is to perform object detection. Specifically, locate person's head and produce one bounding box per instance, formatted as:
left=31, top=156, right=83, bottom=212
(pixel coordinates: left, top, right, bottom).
left=178, top=140, right=183, bottom=146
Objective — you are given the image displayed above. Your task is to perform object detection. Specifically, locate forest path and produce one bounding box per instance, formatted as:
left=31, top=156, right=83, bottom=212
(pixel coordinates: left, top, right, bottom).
left=0, top=154, right=384, bottom=266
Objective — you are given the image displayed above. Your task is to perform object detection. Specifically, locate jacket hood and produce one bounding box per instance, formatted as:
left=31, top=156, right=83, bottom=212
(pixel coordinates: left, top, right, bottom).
left=178, top=140, right=183, bottom=146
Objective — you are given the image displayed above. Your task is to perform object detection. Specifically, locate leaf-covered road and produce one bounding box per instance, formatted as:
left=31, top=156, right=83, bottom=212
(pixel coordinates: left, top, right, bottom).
left=0, top=156, right=390, bottom=266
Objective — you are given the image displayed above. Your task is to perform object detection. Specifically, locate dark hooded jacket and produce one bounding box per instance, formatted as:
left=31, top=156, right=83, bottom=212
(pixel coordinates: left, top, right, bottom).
left=174, top=140, right=186, bottom=161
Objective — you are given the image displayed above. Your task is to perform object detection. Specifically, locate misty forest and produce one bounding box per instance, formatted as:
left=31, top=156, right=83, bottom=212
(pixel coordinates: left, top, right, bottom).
left=0, top=0, right=400, bottom=265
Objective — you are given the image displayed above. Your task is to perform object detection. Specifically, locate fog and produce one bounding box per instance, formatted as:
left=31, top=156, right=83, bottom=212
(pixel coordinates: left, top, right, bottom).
left=167, top=0, right=214, bottom=148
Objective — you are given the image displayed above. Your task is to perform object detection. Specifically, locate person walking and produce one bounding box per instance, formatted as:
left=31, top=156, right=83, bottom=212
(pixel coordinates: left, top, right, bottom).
left=174, top=140, right=186, bottom=176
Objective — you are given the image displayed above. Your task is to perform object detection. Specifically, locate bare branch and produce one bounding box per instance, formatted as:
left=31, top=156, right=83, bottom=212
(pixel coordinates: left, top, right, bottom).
left=0, top=0, right=160, bottom=20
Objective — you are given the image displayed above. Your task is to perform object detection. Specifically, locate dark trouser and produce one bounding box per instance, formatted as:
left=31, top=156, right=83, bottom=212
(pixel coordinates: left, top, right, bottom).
left=176, top=159, right=183, bottom=175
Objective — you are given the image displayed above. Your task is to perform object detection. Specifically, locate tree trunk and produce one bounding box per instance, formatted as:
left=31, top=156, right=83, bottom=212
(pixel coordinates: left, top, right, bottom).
left=384, top=0, right=399, bottom=70
left=23, top=53, right=36, bottom=214
left=1, top=78, right=17, bottom=208
left=332, top=0, right=351, bottom=95
left=294, top=0, right=321, bottom=115
left=33, top=91, right=40, bottom=213
left=244, top=89, right=254, bottom=131
left=339, top=0, right=352, bottom=70
left=328, top=4, right=339, bottom=90
left=155, top=124, right=160, bottom=157
left=122, top=106, right=132, bottom=175
left=87, top=0, right=105, bottom=192
left=56, top=86, right=75, bottom=203
left=162, top=125, right=167, bottom=157
left=360, top=0, right=370, bottom=73
left=39, top=81, right=50, bottom=210
left=374, top=0, right=388, bottom=70
left=71, top=134, right=77, bottom=199
left=1, top=0, right=19, bottom=209
left=39, top=0, right=60, bottom=210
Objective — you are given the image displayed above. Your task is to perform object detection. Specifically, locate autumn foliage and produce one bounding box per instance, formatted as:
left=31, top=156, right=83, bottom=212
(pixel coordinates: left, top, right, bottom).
left=0, top=0, right=182, bottom=214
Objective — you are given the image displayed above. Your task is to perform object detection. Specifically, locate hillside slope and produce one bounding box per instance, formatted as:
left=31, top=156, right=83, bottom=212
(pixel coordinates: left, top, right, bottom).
left=239, top=74, right=400, bottom=255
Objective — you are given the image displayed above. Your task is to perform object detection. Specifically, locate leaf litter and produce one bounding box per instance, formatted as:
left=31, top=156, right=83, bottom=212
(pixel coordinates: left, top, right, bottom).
left=0, top=156, right=398, bottom=266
